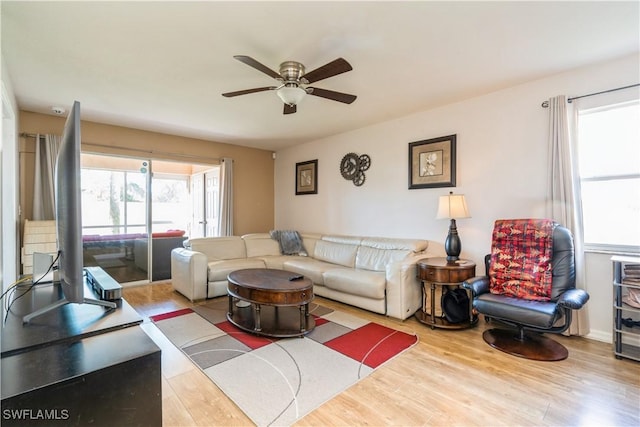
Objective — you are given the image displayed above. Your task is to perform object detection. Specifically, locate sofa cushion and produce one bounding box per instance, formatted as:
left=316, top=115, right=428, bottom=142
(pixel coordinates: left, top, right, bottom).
left=313, top=239, right=358, bottom=268
left=356, top=246, right=412, bottom=272
left=242, top=233, right=281, bottom=257
left=361, top=237, right=428, bottom=252
left=323, top=269, right=386, bottom=299
left=207, top=258, right=266, bottom=282
left=322, top=234, right=363, bottom=245
left=258, top=255, right=306, bottom=270
left=300, top=233, right=322, bottom=258
left=282, top=258, right=339, bottom=285
left=353, top=237, right=427, bottom=272
left=189, top=236, right=246, bottom=260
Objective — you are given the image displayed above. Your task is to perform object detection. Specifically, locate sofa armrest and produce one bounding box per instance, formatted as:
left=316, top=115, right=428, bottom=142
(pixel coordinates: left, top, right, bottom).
left=385, top=255, right=424, bottom=320
left=462, top=276, right=490, bottom=297
left=171, top=247, right=208, bottom=301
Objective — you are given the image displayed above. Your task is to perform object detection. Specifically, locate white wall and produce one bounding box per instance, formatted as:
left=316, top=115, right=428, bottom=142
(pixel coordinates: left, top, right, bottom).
left=275, top=53, right=640, bottom=342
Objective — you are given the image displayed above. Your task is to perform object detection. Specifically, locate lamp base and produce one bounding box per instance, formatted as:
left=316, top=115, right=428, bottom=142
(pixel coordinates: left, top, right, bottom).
left=444, top=219, right=461, bottom=262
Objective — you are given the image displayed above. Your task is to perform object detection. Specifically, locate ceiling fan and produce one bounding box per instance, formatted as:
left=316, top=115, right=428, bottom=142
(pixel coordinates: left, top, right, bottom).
left=222, top=55, right=357, bottom=115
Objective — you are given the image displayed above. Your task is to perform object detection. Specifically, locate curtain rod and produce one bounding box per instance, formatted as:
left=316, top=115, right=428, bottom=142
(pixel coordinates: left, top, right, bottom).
left=541, top=83, right=640, bottom=108
left=20, top=132, right=45, bottom=139
left=20, top=132, right=221, bottom=164
left=82, top=141, right=221, bottom=163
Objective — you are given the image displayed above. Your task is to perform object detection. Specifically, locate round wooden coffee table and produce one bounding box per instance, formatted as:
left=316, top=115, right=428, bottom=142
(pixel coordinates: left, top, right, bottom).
left=227, top=268, right=315, bottom=338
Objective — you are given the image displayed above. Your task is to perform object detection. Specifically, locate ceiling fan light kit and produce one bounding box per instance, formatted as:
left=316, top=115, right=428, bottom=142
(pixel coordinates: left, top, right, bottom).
left=222, top=55, right=356, bottom=114
left=277, top=86, right=306, bottom=106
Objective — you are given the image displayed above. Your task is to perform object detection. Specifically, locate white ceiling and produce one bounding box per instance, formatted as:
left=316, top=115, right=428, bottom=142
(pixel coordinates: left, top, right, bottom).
left=2, top=1, right=639, bottom=151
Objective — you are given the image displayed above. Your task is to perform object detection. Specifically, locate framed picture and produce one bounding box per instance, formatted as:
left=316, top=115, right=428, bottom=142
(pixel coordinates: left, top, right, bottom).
left=408, top=134, right=456, bottom=189
left=295, top=159, right=318, bottom=195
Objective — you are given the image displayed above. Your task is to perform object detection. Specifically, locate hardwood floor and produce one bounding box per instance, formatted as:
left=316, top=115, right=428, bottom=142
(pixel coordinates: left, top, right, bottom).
left=123, top=283, right=640, bottom=426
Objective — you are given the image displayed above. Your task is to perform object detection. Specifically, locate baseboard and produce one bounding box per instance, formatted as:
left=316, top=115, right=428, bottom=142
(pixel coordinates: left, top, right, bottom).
left=586, top=329, right=612, bottom=343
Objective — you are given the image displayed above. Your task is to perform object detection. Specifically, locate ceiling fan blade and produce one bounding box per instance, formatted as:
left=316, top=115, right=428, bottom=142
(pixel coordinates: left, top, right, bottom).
left=222, top=86, right=275, bottom=97
left=301, top=58, right=352, bottom=84
left=283, top=104, right=297, bottom=115
left=233, top=55, right=281, bottom=79
left=307, top=87, right=357, bottom=104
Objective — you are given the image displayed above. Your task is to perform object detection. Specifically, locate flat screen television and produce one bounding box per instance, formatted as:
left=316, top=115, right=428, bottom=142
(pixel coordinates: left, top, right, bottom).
left=23, top=101, right=116, bottom=322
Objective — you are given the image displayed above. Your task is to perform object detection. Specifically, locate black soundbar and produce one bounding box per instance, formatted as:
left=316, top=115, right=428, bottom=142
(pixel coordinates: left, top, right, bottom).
left=85, top=266, right=123, bottom=301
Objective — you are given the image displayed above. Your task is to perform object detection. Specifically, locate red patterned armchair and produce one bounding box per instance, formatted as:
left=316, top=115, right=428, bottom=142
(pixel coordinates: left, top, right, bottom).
left=463, top=219, right=589, bottom=361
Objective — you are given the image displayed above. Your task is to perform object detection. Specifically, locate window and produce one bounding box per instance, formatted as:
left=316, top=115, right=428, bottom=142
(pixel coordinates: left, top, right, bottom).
left=151, top=174, right=190, bottom=234
left=577, top=99, right=640, bottom=252
left=81, top=167, right=147, bottom=236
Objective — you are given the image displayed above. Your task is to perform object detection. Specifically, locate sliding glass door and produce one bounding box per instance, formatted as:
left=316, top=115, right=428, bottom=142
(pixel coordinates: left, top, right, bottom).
left=81, top=155, right=150, bottom=284
left=80, top=153, right=219, bottom=285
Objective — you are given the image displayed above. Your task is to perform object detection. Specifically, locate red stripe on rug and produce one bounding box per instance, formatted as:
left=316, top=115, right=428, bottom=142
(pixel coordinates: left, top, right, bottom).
left=324, top=322, right=417, bottom=368
left=314, top=316, right=330, bottom=327
left=150, top=308, right=194, bottom=322
left=215, top=320, right=274, bottom=350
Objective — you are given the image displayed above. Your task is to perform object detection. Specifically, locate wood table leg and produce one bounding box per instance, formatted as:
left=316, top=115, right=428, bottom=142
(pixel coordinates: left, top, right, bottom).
left=299, top=305, right=306, bottom=333
left=430, top=283, right=436, bottom=327
left=254, top=304, right=262, bottom=332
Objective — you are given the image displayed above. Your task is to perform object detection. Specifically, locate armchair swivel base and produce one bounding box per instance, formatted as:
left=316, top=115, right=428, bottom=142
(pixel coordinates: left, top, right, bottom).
left=483, top=328, right=568, bottom=361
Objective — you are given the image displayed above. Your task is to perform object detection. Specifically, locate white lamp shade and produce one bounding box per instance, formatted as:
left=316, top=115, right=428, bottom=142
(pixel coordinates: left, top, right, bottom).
left=436, top=193, right=470, bottom=219
left=276, top=86, right=306, bottom=106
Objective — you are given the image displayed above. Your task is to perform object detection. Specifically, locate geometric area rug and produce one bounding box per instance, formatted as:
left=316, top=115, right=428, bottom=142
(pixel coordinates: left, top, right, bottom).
left=150, top=298, right=418, bottom=426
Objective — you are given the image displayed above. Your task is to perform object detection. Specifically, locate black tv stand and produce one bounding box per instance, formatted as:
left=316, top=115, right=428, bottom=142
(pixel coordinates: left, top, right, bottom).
left=1, top=275, right=161, bottom=426
left=2, top=275, right=135, bottom=357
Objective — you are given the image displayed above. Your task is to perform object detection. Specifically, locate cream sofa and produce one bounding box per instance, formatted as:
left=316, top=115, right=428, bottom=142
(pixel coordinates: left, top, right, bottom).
left=170, top=232, right=444, bottom=320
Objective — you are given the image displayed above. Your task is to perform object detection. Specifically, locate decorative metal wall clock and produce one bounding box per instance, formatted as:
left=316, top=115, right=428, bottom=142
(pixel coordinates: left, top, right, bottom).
left=340, top=153, right=371, bottom=186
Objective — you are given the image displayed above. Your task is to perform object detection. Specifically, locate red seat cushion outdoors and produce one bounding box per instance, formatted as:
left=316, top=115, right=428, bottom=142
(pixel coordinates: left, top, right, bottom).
left=83, top=233, right=145, bottom=242
left=488, top=219, right=556, bottom=301
left=82, top=230, right=185, bottom=241
left=151, top=230, right=185, bottom=238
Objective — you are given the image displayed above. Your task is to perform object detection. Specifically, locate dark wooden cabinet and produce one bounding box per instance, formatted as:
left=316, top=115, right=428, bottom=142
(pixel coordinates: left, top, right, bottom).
left=1, top=280, right=162, bottom=426
left=1, top=327, right=161, bottom=426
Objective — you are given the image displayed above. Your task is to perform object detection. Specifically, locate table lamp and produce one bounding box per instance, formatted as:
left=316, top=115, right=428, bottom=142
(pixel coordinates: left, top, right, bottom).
left=436, top=192, right=470, bottom=262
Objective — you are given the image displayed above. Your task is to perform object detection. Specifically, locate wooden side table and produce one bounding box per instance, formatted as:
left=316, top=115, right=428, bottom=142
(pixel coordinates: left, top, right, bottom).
left=415, top=257, right=477, bottom=329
